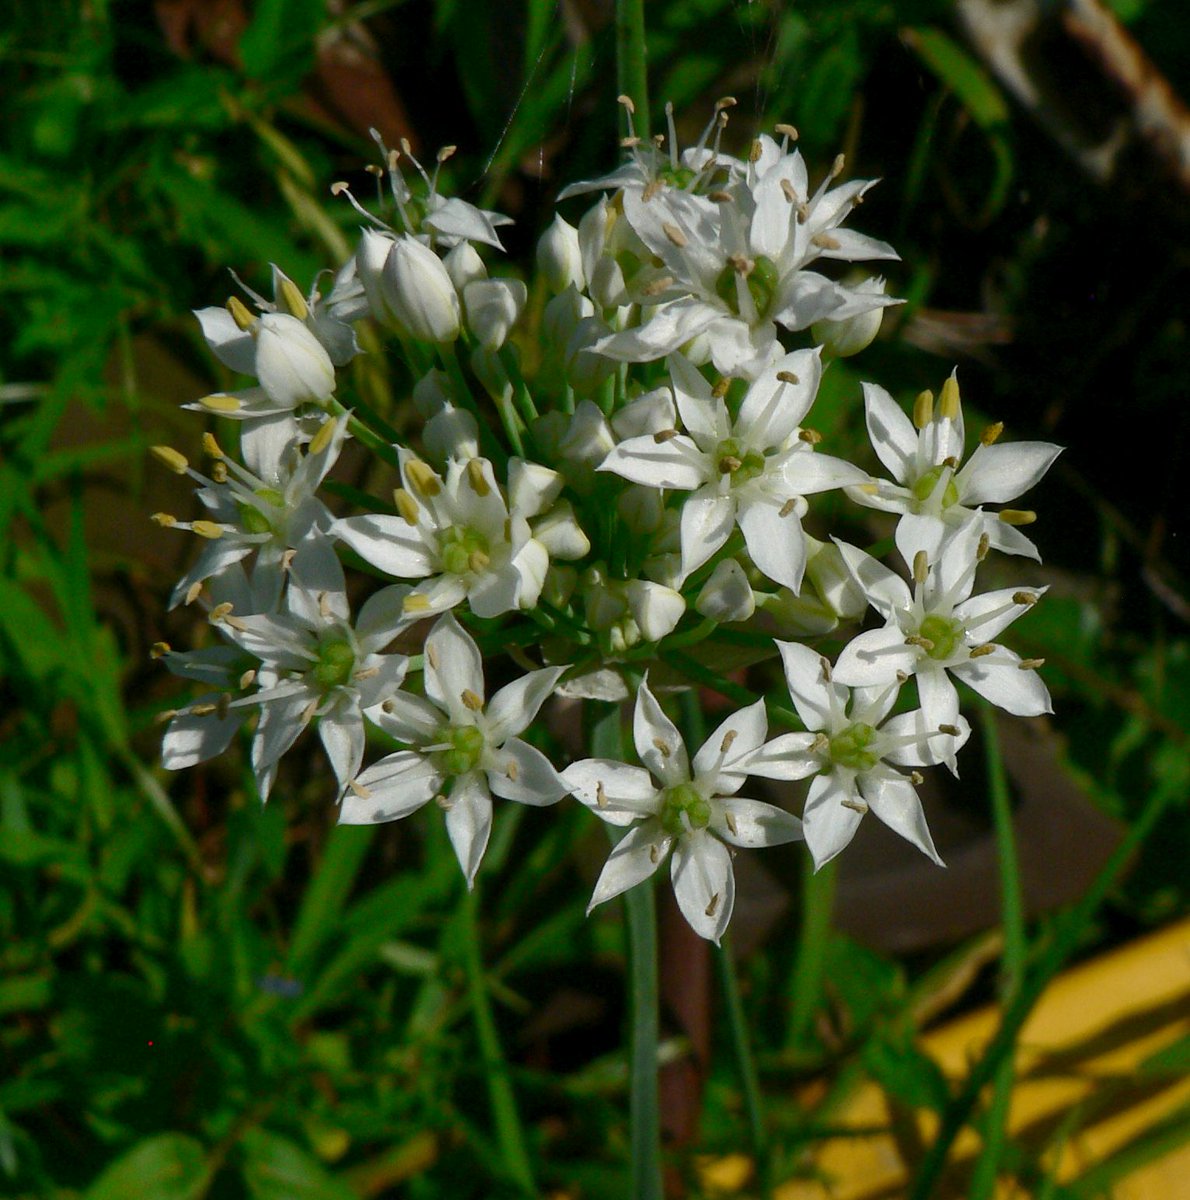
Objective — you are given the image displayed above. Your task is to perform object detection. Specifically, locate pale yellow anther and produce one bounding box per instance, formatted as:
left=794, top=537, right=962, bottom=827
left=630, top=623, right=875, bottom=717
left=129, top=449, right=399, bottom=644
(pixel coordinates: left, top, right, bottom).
left=796, top=202, right=809, bottom=223
left=318, top=591, right=333, bottom=619
left=199, top=393, right=242, bottom=413
left=811, top=232, right=841, bottom=251
left=910, top=770, right=925, bottom=786
left=202, top=432, right=225, bottom=460
left=980, top=421, right=1004, bottom=446
left=460, top=689, right=484, bottom=712
left=1013, top=591, right=1040, bottom=606
left=653, top=738, right=671, bottom=758
left=812, top=731, right=830, bottom=754
left=939, top=723, right=960, bottom=736
left=913, top=389, right=934, bottom=429
left=190, top=703, right=217, bottom=717
left=716, top=96, right=738, bottom=111
left=468, top=550, right=490, bottom=572
left=388, top=149, right=400, bottom=169
left=505, top=759, right=519, bottom=781
left=707, top=190, right=732, bottom=204
left=184, top=580, right=204, bottom=605
left=778, top=498, right=798, bottom=517
left=642, top=275, right=675, bottom=297
left=906, top=634, right=935, bottom=651
left=437, top=145, right=457, bottom=163
left=705, top=892, right=720, bottom=918
left=712, top=378, right=731, bottom=399
left=239, top=668, right=257, bottom=688
left=1018, top=657, right=1045, bottom=670
left=728, top=254, right=754, bottom=276
left=649, top=843, right=660, bottom=864
left=151, top=512, right=177, bottom=527
left=819, top=656, right=832, bottom=682
left=999, top=509, right=1037, bottom=526
left=365, top=164, right=384, bottom=178
left=330, top=181, right=350, bottom=196
left=211, top=462, right=228, bottom=484
left=393, top=488, right=420, bottom=525
left=465, top=459, right=490, bottom=497
left=403, top=593, right=432, bottom=614
left=798, top=428, right=822, bottom=445
left=426, top=644, right=440, bottom=670
left=399, top=137, right=413, bottom=155
left=776, top=370, right=800, bottom=385
left=662, top=222, right=688, bottom=248
left=857, top=482, right=880, bottom=495
left=150, top=641, right=171, bottom=659
left=280, top=548, right=297, bottom=573
left=969, top=644, right=996, bottom=658
left=749, top=139, right=763, bottom=163
left=155, top=709, right=178, bottom=725
left=939, top=374, right=961, bottom=421
left=775, top=122, right=799, bottom=140
left=720, top=729, right=737, bottom=754
left=842, top=797, right=868, bottom=814
left=278, top=277, right=309, bottom=320
left=725, top=811, right=738, bottom=835
left=191, top=520, right=224, bottom=540
left=641, top=178, right=663, bottom=202
left=617, top=93, right=635, bottom=113
left=349, top=779, right=372, bottom=800
left=831, top=153, right=846, bottom=178
left=300, top=698, right=319, bottom=725
left=405, top=459, right=442, bottom=498
left=913, top=550, right=929, bottom=586
left=596, top=781, right=608, bottom=808
left=210, top=601, right=234, bottom=622
left=308, top=417, right=337, bottom=457
left=780, top=179, right=798, bottom=203
left=353, top=666, right=380, bottom=681
left=226, top=295, right=257, bottom=332
left=977, top=532, right=991, bottom=560
left=151, top=445, right=189, bottom=474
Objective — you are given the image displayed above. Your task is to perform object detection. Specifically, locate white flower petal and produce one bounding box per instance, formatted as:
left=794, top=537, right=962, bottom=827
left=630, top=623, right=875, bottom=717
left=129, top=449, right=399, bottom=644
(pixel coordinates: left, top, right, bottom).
left=486, top=738, right=566, bottom=806
left=599, top=435, right=709, bottom=490
left=916, top=665, right=961, bottom=730
left=693, top=698, right=769, bottom=783
left=712, top=797, right=803, bottom=849
left=833, top=626, right=917, bottom=688
left=858, top=768, right=943, bottom=865
left=739, top=498, right=806, bottom=592
left=833, top=539, right=912, bottom=618
left=161, top=710, right=241, bottom=771
left=775, top=640, right=841, bottom=733
left=445, top=771, right=493, bottom=886
left=951, top=654, right=1053, bottom=716
left=319, top=699, right=365, bottom=792
left=802, top=771, right=864, bottom=869
left=958, top=442, right=1062, bottom=506
left=342, top=750, right=442, bottom=823
left=424, top=612, right=485, bottom=720
left=561, top=758, right=659, bottom=826
left=486, top=667, right=566, bottom=744
left=372, top=691, right=443, bottom=744
left=634, top=680, right=690, bottom=787
left=588, top=822, right=670, bottom=911
left=334, top=514, right=435, bottom=579
left=679, top=491, right=736, bottom=579
left=671, top=831, right=735, bottom=943
left=734, top=731, right=821, bottom=780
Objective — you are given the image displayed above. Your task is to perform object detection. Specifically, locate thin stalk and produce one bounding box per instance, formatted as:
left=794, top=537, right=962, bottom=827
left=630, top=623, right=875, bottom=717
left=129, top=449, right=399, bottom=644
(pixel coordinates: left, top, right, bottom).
left=328, top=398, right=401, bottom=468
left=660, top=647, right=758, bottom=708
left=437, top=341, right=510, bottom=464
left=589, top=701, right=663, bottom=1200
left=908, top=773, right=1180, bottom=1199
left=615, top=0, right=650, bottom=139
left=968, top=702, right=1026, bottom=1200
left=718, top=933, right=771, bottom=1195
left=498, top=345, right=539, bottom=427
left=460, top=885, right=536, bottom=1194
left=786, top=856, right=837, bottom=1049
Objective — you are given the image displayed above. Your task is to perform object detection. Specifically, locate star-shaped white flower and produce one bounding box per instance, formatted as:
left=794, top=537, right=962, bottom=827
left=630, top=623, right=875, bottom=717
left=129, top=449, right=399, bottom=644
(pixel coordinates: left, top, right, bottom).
left=212, top=583, right=411, bottom=801
left=599, top=350, right=865, bottom=591
left=831, top=520, right=1053, bottom=729
left=848, top=374, right=1062, bottom=564
left=338, top=613, right=567, bottom=885
left=333, top=454, right=553, bottom=621
left=762, top=640, right=967, bottom=868
left=561, top=679, right=803, bottom=943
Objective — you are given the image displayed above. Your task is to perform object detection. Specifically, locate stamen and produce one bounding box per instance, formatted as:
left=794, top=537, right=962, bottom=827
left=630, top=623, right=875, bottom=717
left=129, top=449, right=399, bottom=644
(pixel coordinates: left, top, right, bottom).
left=776, top=370, right=800, bottom=385
left=394, top=488, right=420, bottom=525
left=151, top=445, right=189, bottom=474
left=775, top=122, right=799, bottom=141
left=913, top=550, right=929, bottom=586
left=842, top=797, right=868, bottom=813
left=150, top=641, right=170, bottom=659
left=913, top=390, right=934, bottom=429
left=749, top=139, right=763, bottom=163
left=210, top=602, right=234, bottom=622
left=617, top=93, right=635, bottom=114
left=405, top=459, right=442, bottom=497
left=151, top=512, right=177, bottom=527
left=199, top=393, right=241, bottom=413
left=641, top=178, right=663, bottom=202
left=780, top=178, right=798, bottom=203
left=830, top=153, right=846, bottom=179
left=811, top=232, right=841, bottom=251
left=596, top=781, right=607, bottom=808
left=465, top=459, right=490, bottom=496
left=461, top=689, right=483, bottom=712
left=712, top=378, right=731, bottom=399
left=652, top=738, right=671, bottom=758
left=506, top=759, right=519, bottom=781
left=999, top=509, right=1037, bottom=526
left=641, top=275, right=675, bottom=296
left=939, top=375, right=961, bottom=421
left=910, top=771, right=924, bottom=785
left=819, top=656, right=832, bottom=682
left=906, top=634, right=935, bottom=651
left=277, top=278, right=308, bottom=320
left=798, top=428, right=822, bottom=444
left=348, top=779, right=372, bottom=799
left=720, top=729, right=737, bottom=754
left=353, top=666, right=380, bottom=681
left=1018, top=658, right=1045, bottom=670
left=649, top=843, right=660, bottom=864
left=184, top=581, right=204, bottom=605
left=705, top=892, right=720, bottom=918
left=977, top=533, right=990, bottom=560
left=725, top=810, right=738, bottom=835
left=201, top=432, right=224, bottom=461
left=939, top=724, right=960, bottom=736
left=980, top=422, right=1004, bottom=446
left=812, top=732, right=830, bottom=754
left=969, top=644, right=996, bottom=658
left=1012, top=591, right=1039, bottom=606
left=191, top=520, right=224, bottom=539
left=226, top=295, right=256, bottom=332
left=309, top=418, right=337, bottom=456
left=779, top=498, right=798, bottom=517
left=653, top=429, right=680, bottom=444
left=190, top=703, right=217, bottom=717
left=662, top=222, right=687, bottom=248
left=403, top=593, right=432, bottom=614
left=280, top=549, right=297, bottom=573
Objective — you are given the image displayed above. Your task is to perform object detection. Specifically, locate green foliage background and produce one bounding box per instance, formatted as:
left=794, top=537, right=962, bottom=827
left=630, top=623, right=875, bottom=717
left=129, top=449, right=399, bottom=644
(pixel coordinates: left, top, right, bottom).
left=1, top=1, right=1187, bottom=1196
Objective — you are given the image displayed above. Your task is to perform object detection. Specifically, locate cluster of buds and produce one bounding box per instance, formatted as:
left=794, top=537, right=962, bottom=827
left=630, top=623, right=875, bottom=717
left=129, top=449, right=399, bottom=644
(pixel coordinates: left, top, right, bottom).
left=154, top=100, right=1060, bottom=942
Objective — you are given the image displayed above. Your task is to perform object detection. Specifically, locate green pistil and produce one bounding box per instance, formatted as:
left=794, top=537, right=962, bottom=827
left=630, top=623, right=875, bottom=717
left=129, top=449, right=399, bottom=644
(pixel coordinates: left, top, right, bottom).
left=714, top=254, right=779, bottom=320
left=828, top=722, right=879, bottom=772
left=660, top=783, right=711, bottom=836
left=312, top=639, right=355, bottom=690
left=615, top=248, right=644, bottom=283
left=911, top=466, right=960, bottom=508
left=238, top=487, right=285, bottom=536
left=715, top=438, right=766, bottom=485
left=658, top=163, right=696, bottom=189
left=439, top=526, right=490, bottom=576
left=439, top=724, right=485, bottom=777
left=917, top=613, right=964, bottom=661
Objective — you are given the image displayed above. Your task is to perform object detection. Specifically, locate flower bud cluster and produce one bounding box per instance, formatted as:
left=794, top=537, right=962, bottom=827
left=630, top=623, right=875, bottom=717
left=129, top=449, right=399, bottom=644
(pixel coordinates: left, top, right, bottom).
left=154, top=101, right=1062, bottom=940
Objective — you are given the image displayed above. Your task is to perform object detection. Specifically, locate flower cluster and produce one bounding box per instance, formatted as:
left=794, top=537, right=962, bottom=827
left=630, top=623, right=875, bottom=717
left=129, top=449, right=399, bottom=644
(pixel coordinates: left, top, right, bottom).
left=154, top=101, right=1061, bottom=941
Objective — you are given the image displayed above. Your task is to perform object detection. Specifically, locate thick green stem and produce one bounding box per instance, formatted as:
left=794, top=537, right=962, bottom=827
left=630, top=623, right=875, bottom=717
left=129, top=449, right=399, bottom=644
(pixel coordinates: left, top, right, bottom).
left=460, top=885, right=536, bottom=1194
left=615, top=0, right=650, bottom=139
left=589, top=701, right=663, bottom=1199
left=908, top=772, right=1180, bottom=1199
left=968, top=703, right=1026, bottom=1200
left=786, top=856, right=837, bottom=1049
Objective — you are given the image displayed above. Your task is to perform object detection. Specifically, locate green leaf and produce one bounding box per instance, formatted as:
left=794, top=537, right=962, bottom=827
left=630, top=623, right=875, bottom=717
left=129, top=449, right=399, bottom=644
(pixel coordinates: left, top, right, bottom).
left=240, top=1129, right=357, bottom=1200
left=84, top=1134, right=209, bottom=1200
left=238, top=0, right=326, bottom=83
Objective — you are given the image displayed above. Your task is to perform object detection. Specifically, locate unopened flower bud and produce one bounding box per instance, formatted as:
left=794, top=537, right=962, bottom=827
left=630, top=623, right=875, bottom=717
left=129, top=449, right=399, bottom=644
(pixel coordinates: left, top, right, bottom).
left=560, top=401, right=615, bottom=469
left=470, top=346, right=512, bottom=405
left=356, top=228, right=400, bottom=327
left=444, top=241, right=487, bottom=292
left=564, top=317, right=616, bottom=394
left=254, top=313, right=336, bottom=408
left=425, top=405, right=480, bottom=464
left=804, top=537, right=867, bottom=621
left=464, top=278, right=527, bottom=350
left=696, top=559, right=755, bottom=622
left=542, top=285, right=593, bottom=348
left=383, top=235, right=461, bottom=344
left=625, top=580, right=686, bottom=642
left=533, top=501, right=591, bottom=560
left=412, top=368, right=453, bottom=417
left=537, top=214, right=585, bottom=293
left=811, top=276, right=887, bottom=357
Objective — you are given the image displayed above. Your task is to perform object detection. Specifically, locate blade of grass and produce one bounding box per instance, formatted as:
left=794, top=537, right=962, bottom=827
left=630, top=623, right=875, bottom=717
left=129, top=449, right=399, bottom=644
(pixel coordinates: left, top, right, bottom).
left=615, top=0, right=650, bottom=139
left=786, top=856, right=838, bottom=1050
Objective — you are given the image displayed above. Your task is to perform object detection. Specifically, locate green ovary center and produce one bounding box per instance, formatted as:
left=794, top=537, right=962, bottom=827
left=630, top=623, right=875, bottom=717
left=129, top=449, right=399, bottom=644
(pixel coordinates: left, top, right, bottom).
left=438, top=724, right=485, bottom=776
left=917, top=613, right=964, bottom=661
left=658, top=163, right=696, bottom=189
left=714, top=438, right=766, bottom=485
left=312, top=639, right=355, bottom=690
left=660, top=783, right=712, bottom=836
left=714, top=255, right=779, bottom=321
left=911, top=466, right=960, bottom=509
left=238, top=487, right=285, bottom=535
left=439, top=526, right=490, bottom=576
left=828, top=722, right=880, bottom=772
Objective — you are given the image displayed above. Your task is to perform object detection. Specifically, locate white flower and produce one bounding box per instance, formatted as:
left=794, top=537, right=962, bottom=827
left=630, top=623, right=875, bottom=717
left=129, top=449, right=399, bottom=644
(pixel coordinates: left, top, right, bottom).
left=332, top=454, right=550, bottom=620
left=338, top=613, right=567, bottom=885
left=811, top=275, right=888, bottom=356
left=848, top=373, right=1062, bottom=563
left=580, top=566, right=686, bottom=651
left=463, top=278, right=527, bottom=350
left=154, top=415, right=348, bottom=611
left=599, top=350, right=865, bottom=591
left=212, top=583, right=411, bottom=801
left=592, top=133, right=900, bottom=377
left=382, top=235, right=463, bottom=344
left=762, top=640, right=967, bottom=868
left=562, top=679, right=803, bottom=942
left=831, top=520, right=1053, bottom=728
left=537, top=213, right=585, bottom=293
